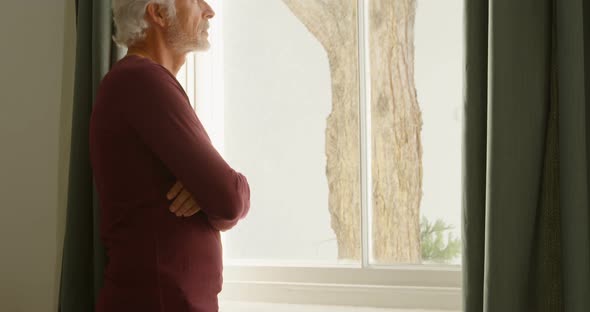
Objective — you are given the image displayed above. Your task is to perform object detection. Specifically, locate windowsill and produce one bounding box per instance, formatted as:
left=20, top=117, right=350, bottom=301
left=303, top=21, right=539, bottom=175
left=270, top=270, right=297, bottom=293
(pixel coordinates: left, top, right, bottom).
left=219, top=265, right=462, bottom=310
left=219, top=301, right=459, bottom=312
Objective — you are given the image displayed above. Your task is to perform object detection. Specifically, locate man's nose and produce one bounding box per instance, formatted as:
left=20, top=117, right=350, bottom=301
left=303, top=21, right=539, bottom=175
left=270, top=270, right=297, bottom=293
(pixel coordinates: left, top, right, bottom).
left=203, top=1, right=215, bottom=19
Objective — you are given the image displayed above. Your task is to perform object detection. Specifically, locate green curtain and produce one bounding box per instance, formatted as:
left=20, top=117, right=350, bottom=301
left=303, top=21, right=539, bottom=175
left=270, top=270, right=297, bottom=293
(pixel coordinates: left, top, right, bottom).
left=557, top=0, right=590, bottom=310
left=59, top=1, right=124, bottom=311
left=463, top=0, right=589, bottom=311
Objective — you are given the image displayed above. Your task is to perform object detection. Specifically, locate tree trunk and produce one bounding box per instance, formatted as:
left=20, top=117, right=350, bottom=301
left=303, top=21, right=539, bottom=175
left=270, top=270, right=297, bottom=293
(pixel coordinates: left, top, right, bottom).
left=369, top=0, right=422, bottom=263
left=282, top=0, right=361, bottom=260
left=283, top=0, right=422, bottom=263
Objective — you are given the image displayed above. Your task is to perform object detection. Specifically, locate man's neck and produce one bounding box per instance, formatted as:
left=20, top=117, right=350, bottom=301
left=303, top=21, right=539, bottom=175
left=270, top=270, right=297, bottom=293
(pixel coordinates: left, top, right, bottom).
left=127, top=44, right=187, bottom=77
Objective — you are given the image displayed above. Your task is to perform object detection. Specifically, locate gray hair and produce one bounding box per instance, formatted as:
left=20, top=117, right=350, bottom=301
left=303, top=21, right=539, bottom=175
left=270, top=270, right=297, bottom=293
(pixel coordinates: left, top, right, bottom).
left=112, top=0, right=176, bottom=47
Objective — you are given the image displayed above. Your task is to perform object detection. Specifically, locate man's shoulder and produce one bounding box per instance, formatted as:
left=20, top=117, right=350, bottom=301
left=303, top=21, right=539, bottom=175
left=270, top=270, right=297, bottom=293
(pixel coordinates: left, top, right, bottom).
left=97, top=57, right=183, bottom=104
left=105, top=57, right=174, bottom=86
left=95, top=56, right=189, bottom=117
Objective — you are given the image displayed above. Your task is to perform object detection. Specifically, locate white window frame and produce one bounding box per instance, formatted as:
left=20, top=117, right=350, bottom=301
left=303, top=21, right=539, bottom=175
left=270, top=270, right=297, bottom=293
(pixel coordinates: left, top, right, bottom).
left=180, top=0, right=462, bottom=310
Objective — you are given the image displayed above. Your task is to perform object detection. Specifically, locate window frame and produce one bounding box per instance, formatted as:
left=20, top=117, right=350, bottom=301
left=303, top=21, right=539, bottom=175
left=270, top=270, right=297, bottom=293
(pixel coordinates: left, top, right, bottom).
left=179, top=0, right=463, bottom=309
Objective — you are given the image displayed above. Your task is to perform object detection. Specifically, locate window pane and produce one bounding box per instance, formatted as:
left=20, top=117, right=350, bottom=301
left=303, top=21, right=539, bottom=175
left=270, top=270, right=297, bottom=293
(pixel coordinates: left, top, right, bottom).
left=369, top=0, right=464, bottom=265
left=221, top=0, right=361, bottom=265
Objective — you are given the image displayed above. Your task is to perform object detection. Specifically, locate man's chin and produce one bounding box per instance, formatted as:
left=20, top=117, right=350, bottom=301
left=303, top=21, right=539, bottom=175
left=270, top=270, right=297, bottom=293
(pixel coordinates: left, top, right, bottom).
left=187, top=40, right=211, bottom=53
left=195, top=42, right=211, bottom=52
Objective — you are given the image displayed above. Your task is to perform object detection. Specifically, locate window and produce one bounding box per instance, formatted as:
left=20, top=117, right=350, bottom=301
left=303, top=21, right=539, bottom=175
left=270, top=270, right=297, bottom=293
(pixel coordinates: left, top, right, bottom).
left=178, top=0, right=463, bottom=309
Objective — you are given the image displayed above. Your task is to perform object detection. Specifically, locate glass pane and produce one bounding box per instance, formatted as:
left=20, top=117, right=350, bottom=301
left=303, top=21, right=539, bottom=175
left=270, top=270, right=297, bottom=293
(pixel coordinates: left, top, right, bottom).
left=369, top=0, right=464, bottom=265
left=221, top=0, right=361, bottom=265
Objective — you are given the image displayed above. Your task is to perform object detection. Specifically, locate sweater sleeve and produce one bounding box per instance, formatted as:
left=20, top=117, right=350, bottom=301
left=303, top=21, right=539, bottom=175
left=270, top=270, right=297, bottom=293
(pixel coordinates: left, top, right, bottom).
left=120, top=65, right=250, bottom=231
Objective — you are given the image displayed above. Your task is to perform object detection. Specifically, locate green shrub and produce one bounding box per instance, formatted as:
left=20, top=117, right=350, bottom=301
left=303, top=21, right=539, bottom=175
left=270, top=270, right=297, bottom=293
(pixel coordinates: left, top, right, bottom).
left=420, top=216, right=461, bottom=263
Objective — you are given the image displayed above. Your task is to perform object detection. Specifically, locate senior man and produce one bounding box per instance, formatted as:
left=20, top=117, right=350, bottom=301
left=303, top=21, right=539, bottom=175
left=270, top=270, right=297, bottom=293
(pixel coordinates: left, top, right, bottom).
left=89, top=0, right=250, bottom=311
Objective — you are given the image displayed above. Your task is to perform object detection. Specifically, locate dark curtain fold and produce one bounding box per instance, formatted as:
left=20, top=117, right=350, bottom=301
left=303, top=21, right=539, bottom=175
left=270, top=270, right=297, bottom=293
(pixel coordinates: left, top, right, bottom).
left=463, top=0, right=589, bottom=311
left=557, top=0, right=590, bottom=310
left=58, top=1, right=124, bottom=311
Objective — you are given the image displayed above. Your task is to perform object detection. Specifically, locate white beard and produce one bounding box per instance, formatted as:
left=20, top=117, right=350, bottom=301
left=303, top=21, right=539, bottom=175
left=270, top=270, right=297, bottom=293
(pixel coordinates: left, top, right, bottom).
left=167, top=18, right=210, bottom=53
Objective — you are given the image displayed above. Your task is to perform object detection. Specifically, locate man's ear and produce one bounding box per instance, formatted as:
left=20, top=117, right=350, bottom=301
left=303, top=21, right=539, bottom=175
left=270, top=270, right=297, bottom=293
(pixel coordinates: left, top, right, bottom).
left=145, top=3, right=168, bottom=28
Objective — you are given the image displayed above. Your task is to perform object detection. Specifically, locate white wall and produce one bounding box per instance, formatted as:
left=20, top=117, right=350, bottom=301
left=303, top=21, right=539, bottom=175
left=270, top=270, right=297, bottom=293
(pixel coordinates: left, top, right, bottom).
left=415, top=0, right=464, bottom=246
left=0, top=0, right=75, bottom=311
left=221, top=0, right=337, bottom=263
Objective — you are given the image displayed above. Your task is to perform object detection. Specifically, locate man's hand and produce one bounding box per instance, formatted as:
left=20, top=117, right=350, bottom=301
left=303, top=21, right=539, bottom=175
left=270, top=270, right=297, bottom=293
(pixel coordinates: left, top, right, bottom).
left=167, top=181, right=201, bottom=217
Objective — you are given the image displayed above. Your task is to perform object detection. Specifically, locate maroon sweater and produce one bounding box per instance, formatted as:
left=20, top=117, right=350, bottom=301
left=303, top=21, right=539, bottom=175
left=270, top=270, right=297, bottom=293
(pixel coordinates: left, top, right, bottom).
left=89, top=55, right=250, bottom=312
